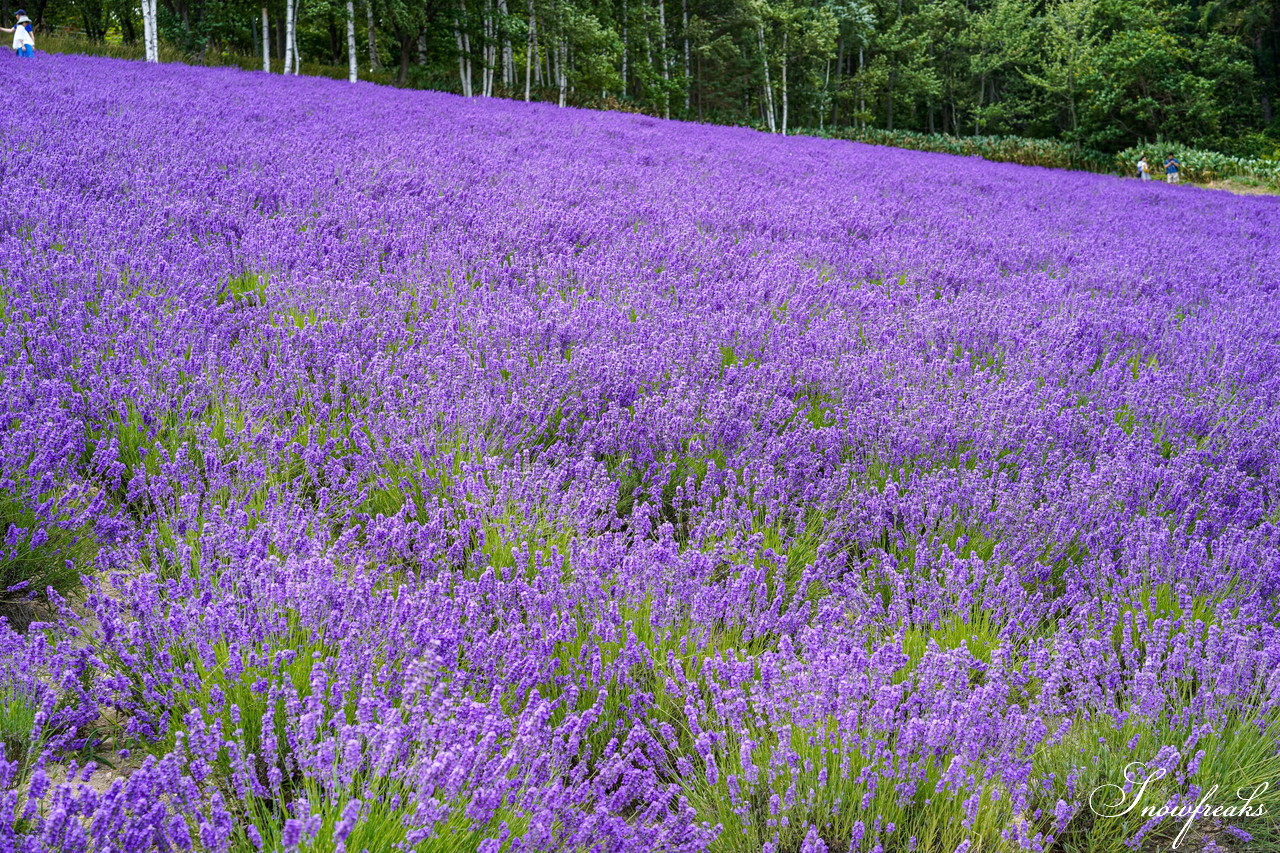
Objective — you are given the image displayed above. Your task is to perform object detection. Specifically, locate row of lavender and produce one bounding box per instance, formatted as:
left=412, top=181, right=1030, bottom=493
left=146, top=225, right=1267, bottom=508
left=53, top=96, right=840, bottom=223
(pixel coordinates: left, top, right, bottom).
left=3, top=54, right=1280, bottom=852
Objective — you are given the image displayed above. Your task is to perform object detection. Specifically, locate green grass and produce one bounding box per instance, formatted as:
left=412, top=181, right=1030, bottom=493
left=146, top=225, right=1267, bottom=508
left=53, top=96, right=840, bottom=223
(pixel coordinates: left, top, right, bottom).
left=0, top=486, right=96, bottom=630
left=218, top=271, right=268, bottom=308
left=227, top=775, right=534, bottom=853
left=0, top=685, right=44, bottom=780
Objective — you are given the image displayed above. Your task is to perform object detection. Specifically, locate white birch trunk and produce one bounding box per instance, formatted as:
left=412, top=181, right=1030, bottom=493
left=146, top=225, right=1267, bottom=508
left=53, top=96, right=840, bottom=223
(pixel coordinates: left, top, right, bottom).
left=525, top=0, right=535, bottom=98
left=346, top=0, right=357, bottom=81
left=142, top=0, right=159, bottom=62
left=262, top=6, right=271, bottom=70
left=681, top=0, right=689, bottom=111
left=657, top=0, right=668, bottom=117
left=283, top=0, right=295, bottom=74
left=758, top=23, right=775, bottom=133
left=498, top=0, right=512, bottom=88
left=456, top=0, right=473, bottom=96
left=555, top=36, right=565, bottom=106
left=483, top=2, right=494, bottom=96
left=556, top=15, right=566, bottom=108
left=289, top=0, right=301, bottom=74
left=780, top=30, right=787, bottom=135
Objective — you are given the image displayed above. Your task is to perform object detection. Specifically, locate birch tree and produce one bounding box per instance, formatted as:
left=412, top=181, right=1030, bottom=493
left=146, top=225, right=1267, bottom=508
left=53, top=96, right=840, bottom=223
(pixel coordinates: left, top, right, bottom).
left=456, top=0, right=474, bottom=95
left=557, top=14, right=568, bottom=105
left=283, top=0, right=296, bottom=72
left=141, top=0, right=159, bottom=62
left=262, top=6, right=271, bottom=69
left=482, top=0, right=500, bottom=96
left=757, top=20, right=775, bottom=131
left=681, top=0, right=689, bottom=110
left=498, top=0, right=513, bottom=88
left=657, top=0, right=669, bottom=117
left=347, top=0, right=358, bottom=80
left=291, top=0, right=303, bottom=73
left=88, top=0, right=1275, bottom=147
left=525, top=0, right=537, bottom=99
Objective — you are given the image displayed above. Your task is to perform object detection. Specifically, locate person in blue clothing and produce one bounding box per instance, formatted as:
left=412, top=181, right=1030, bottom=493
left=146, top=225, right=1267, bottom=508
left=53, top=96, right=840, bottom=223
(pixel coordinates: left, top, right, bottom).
left=1, top=10, right=35, bottom=57
left=1164, top=153, right=1180, bottom=184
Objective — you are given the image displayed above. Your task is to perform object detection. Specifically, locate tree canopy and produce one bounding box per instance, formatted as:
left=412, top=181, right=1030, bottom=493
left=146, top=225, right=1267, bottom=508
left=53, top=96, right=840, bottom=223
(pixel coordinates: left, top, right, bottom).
left=26, top=0, right=1280, bottom=152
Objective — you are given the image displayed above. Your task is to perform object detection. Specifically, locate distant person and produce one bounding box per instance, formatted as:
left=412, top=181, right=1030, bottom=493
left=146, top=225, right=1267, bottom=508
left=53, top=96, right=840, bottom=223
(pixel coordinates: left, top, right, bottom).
left=1164, top=154, right=1180, bottom=184
left=1137, top=156, right=1151, bottom=180
left=1, top=10, right=35, bottom=58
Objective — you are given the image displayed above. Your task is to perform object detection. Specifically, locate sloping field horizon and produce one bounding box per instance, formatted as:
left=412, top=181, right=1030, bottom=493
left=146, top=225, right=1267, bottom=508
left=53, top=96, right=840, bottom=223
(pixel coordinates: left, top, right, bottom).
left=4, top=53, right=1280, bottom=853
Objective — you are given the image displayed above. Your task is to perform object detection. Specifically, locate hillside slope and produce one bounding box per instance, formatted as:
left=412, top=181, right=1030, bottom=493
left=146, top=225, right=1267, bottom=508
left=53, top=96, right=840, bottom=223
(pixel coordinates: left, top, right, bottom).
left=3, top=55, right=1280, bottom=853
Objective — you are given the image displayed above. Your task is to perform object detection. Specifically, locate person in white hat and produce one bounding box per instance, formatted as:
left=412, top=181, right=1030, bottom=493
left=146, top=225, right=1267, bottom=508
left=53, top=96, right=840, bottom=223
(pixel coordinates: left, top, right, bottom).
left=1, top=10, right=35, bottom=58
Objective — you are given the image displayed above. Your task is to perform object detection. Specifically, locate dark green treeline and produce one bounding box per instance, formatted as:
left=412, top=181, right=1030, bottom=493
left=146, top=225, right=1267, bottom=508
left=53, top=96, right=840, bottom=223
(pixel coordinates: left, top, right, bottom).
left=28, top=0, right=1280, bottom=153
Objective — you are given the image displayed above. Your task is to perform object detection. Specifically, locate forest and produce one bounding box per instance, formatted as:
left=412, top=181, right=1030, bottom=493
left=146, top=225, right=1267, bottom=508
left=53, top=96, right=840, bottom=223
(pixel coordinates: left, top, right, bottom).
left=18, top=0, right=1280, bottom=157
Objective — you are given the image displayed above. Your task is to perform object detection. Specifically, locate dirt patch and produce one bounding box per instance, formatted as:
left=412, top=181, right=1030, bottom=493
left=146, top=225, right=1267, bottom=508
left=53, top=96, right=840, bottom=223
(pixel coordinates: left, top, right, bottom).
left=1201, top=179, right=1279, bottom=196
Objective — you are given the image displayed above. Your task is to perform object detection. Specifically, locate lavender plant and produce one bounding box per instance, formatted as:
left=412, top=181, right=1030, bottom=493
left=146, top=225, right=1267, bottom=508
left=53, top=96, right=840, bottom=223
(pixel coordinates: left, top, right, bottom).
left=2, top=54, right=1280, bottom=852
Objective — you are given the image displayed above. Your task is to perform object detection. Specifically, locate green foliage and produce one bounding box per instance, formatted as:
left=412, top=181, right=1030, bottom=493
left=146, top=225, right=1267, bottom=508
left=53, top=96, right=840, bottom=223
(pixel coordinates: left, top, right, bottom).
left=219, top=271, right=268, bottom=308
left=0, top=686, right=43, bottom=779
left=38, top=0, right=1280, bottom=156
left=1116, top=142, right=1280, bottom=186
left=231, top=775, right=533, bottom=852
left=0, top=487, right=96, bottom=630
left=812, top=125, right=1114, bottom=171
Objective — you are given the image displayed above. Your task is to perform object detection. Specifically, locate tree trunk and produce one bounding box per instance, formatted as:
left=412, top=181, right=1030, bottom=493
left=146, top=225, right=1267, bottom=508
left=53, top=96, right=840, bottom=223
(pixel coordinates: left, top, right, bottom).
left=757, top=23, right=775, bottom=133
left=398, top=30, right=412, bottom=85
left=283, top=0, right=295, bottom=73
left=621, top=0, right=628, bottom=95
left=291, top=0, right=303, bottom=74
left=642, top=1, right=651, bottom=70
left=483, top=1, right=495, bottom=96
left=456, top=0, right=474, bottom=96
left=780, top=29, right=787, bottom=135
left=886, top=66, right=896, bottom=130
left=558, top=35, right=567, bottom=106
left=858, top=46, right=864, bottom=129
left=346, top=0, right=357, bottom=80
left=525, top=0, right=536, bottom=99
left=681, top=0, right=689, bottom=111
left=142, top=0, right=159, bottom=62
left=366, top=0, right=381, bottom=70
left=121, top=4, right=137, bottom=43
left=498, top=0, right=513, bottom=89
left=262, top=6, right=270, bottom=69
left=975, top=70, right=985, bottom=134
left=544, top=26, right=552, bottom=87
left=697, top=51, right=703, bottom=121
left=832, top=36, right=843, bottom=126
left=658, top=0, right=669, bottom=118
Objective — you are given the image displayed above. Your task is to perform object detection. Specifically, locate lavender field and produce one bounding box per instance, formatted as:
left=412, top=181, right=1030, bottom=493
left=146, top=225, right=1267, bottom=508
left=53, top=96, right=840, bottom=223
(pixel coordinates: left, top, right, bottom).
left=4, top=54, right=1280, bottom=853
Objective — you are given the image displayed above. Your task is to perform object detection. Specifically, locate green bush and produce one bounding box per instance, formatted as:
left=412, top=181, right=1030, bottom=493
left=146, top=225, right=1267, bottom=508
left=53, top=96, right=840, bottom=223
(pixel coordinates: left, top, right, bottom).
left=803, top=127, right=1115, bottom=173
left=1115, top=143, right=1280, bottom=187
